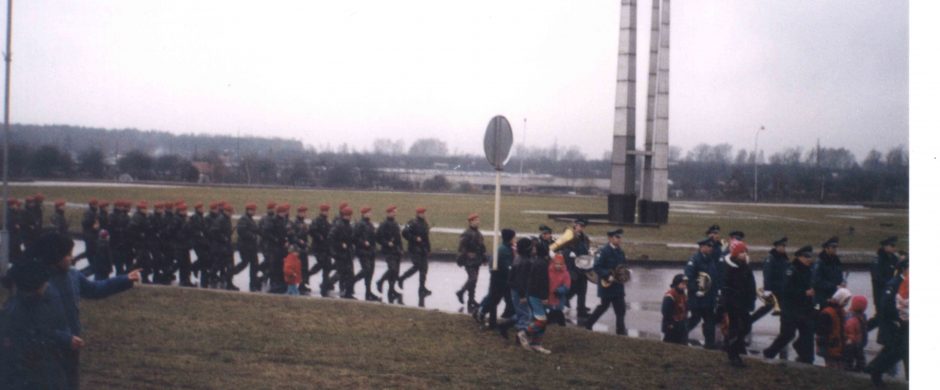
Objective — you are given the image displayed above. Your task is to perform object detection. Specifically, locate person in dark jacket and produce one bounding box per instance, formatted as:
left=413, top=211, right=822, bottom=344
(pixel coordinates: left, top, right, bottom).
left=77, top=199, right=100, bottom=272
left=189, top=203, right=211, bottom=287
left=375, top=206, right=404, bottom=303
left=290, top=206, right=312, bottom=293
left=662, top=274, right=689, bottom=344
left=751, top=236, right=789, bottom=324
left=685, top=236, right=721, bottom=349
left=169, top=203, right=194, bottom=287
left=481, top=229, right=515, bottom=332
left=558, top=219, right=591, bottom=319
left=237, top=203, right=262, bottom=291
left=128, top=201, right=153, bottom=283
left=353, top=207, right=381, bottom=301
left=523, top=244, right=552, bottom=354
left=763, top=245, right=817, bottom=364
left=257, top=202, right=277, bottom=287
left=812, top=236, right=844, bottom=306
left=867, top=261, right=908, bottom=386
left=583, top=229, right=628, bottom=335
left=36, top=232, right=139, bottom=388
left=720, top=240, right=756, bottom=367
left=328, top=207, right=357, bottom=299
left=309, top=204, right=334, bottom=297
left=536, top=225, right=554, bottom=258
left=1, top=259, right=72, bottom=390
left=148, top=202, right=169, bottom=284
left=267, top=204, right=289, bottom=294
left=456, top=213, right=486, bottom=310
left=108, top=201, right=132, bottom=276
left=869, top=236, right=899, bottom=331
left=50, top=199, right=69, bottom=236
left=399, top=207, right=433, bottom=304
left=209, top=203, right=238, bottom=291
left=507, top=237, right=534, bottom=347
left=21, top=195, right=42, bottom=252
left=93, top=229, right=113, bottom=281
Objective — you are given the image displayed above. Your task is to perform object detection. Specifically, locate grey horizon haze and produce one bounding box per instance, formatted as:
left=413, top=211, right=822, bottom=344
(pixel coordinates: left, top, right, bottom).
left=11, top=0, right=908, bottom=159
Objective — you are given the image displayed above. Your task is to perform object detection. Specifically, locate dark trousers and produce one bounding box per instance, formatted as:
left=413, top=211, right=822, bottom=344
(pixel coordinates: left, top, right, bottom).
left=547, top=309, right=567, bottom=327
left=663, top=321, right=688, bottom=344
left=65, top=349, right=80, bottom=390
left=269, top=247, right=287, bottom=293
left=585, top=296, right=626, bottom=335
left=480, top=281, right=509, bottom=327
left=175, top=247, right=192, bottom=285
left=354, top=252, right=376, bottom=295
left=133, top=244, right=153, bottom=282
left=458, top=264, right=481, bottom=303
left=332, top=256, right=355, bottom=296
left=194, top=244, right=210, bottom=287
left=566, top=273, right=589, bottom=315
left=376, top=254, right=401, bottom=294
left=239, top=248, right=260, bottom=291
left=400, top=252, right=429, bottom=291
left=764, top=313, right=815, bottom=363
left=312, top=250, right=333, bottom=290
left=868, top=323, right=909, bottom=380
left=725, top=308, right=751, bottom=360
left=93, top=251, right=112, bottom=281
left=687, top=307, right=718, bottom=348
left=299, top=250, right=310, bottom=287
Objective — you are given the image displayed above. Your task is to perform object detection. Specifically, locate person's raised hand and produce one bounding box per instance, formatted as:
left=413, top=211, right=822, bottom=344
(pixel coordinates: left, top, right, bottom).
left=71, top=336, right=85, bottom=350
left=127, top=269, right=142, bottom=283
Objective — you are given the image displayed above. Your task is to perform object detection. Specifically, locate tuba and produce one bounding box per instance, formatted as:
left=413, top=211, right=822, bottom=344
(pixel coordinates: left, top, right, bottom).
left=601, top=264, right=632, bottom=288
left=549, top=228, right=576, bottom=252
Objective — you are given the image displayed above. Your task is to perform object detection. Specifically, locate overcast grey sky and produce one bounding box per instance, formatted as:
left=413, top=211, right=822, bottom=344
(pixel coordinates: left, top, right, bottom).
left=12, top=0, right=908, bottom=159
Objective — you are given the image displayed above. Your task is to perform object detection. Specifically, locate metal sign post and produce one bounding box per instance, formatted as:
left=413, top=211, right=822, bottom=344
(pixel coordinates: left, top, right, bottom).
left=0, top=0, right=13, bottom=277
left=483, top=115, right=513, bottom=271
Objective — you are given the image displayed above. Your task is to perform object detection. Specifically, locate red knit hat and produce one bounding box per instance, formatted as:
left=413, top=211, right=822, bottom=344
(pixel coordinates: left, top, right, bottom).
left=730, top=241, right=748, bottom=260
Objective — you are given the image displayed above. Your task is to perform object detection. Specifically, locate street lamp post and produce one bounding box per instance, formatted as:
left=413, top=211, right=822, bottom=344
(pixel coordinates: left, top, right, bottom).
left=0, top=0, right=13, bottom=276
left=753, top=125, right=765, bottom=202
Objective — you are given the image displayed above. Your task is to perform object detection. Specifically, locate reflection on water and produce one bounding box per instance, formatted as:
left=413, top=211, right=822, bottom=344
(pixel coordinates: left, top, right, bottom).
left=72, top=240, right=881, bottom=365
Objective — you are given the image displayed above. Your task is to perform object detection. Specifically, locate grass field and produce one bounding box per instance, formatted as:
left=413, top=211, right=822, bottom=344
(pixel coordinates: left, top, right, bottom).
left=0, top=286, right=907, bottom=389
left=9, top=183, right=908, bottom=263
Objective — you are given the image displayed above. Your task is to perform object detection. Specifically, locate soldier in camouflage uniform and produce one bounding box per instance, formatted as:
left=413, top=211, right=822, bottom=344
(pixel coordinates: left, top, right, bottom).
left=456, top=213, right=486, bottom=310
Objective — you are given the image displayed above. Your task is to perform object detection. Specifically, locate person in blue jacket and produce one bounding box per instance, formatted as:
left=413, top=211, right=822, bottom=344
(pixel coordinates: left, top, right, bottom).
left=33, top=232, right=141, bottom=389
left=685, top=236, right=721, bottom=349
left=583, top=229, right=628, bottom=335
left=812, top=237, right=844, bottom=306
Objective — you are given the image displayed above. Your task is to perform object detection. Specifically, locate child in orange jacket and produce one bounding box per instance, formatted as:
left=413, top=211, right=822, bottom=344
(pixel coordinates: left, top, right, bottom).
left=284, top=246, right=302, bottom=296
left=843, top=295, right=868, bottom=371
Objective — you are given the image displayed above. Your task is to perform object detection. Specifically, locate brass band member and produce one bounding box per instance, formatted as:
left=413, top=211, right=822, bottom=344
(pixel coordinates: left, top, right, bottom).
left=583, top=228, right=628, bottom=335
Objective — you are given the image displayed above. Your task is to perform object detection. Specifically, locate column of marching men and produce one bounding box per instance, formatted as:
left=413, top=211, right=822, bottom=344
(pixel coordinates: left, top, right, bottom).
left=2, top=193, right=909, bottom=386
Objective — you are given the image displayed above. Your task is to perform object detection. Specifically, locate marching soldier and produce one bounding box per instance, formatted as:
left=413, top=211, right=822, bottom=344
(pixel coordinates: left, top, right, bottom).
left=290, top=206, right=312, bottom=293
left=753, top=237, right=789, bottom=324
left=97, top=200, right=110, bottom=232
left=149, top=202, right=169, bottom=284
left=399, top=207, right=432, bottom=304
left=375, top=205, right=403, bottom=303
left=456, top=213, right=485, bottom=310
left=812, top=237, right=844, bottom=305
left=559, top=219, right=591, bottom=319
left=310, top=204, right=333, bottom=297
left=21, top=194, right=44, bottom=250
left=353, top=206, right=381, bottom=301
left=584, top=228, right=628, bottom=335
left=685, top=235, right=721, bottom=349
left=109, top=200, right=132, bottom=275
left=237, top=203, right=262, bottom=292
left=328, top=206, right=356, bottom=299
left=268, top=204, right=290, bottom=294
left=257, top=202, right=277, bottom=285
left=870, top=236, right=899, bottom=330
left=79, top=199, right=100, bottom=266
left=209, top=203, right=238, bottom=290
left=128, top=201, right=153, bottom=283
left=171, top=203, right=195, bottom=286
left=50, top=199, right=69, bottom=236
left=763, top=245, right=816, bottom=364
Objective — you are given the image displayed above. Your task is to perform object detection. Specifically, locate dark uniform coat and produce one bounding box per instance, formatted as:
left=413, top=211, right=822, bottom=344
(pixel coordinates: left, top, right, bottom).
left=236, top=214, right=260, bottom=252
left=354, top=217, right=377, bottom=258
left=0, top=292, right=71, bottom=390
left=871, top=248, right=899, bottom=310
left=457, top=227, right=486, bottom=267
left=685, top=250, right=721, bottom=310
left=376, top=217, right=403, bottom=257
left=762, top=248, right=789, bottom=294
left=50, top=210, right=69, bottom=236
left=401, top=217, right=430, bottom=256
left=594, top=243, right=627, bottom=298
left=812, top=251, right=844, bottom=305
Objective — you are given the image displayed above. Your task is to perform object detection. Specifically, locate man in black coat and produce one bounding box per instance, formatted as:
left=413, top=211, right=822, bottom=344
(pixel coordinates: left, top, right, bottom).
left=267, top=204, right=290, bottom=294
left=209, top=203, right=238, bottom=291
left=375, top=206, right=404, bottom=303
left=583, top=229, right=629, bottom=335
left=189, top=203, right=211, bottom=287
left=237, top=204, right=262, bottom=291
left=685, top=235, right=721, bottom=349
left=310, top=204, right=334, bottom=297
left=328, top=207, right=357, bottom=299
left=108, top=201, right=131, bottom=276
left=812, top=236, right=844, bottom=305
left=78, top=199, right=100, bottom=273
left=50, top=200, right=69, bottom=236
left=753, top=236, right=788, bottom=323
left=558, top=219, right=591, bottom=319
left=257, top=202, right=277, bottom=287
left=869, top=236, right=899, bottom=330
left=867, top=260, right=909, bottom=386
left=5, top=198, right=25, bottom=265
left=399, top=207, right=432, bottom=304
left=477, top=229, right=515, bottom=331
left=170, top=203, right=195, bottom=287
left=290, top=206, right=312, bottom=293
left=353, top=207, right=381, bottom=301
left=128, top=202, right=153, bottom=283
left=763, top=245, right=816, bottom=364
left=720, top=241, right=756, bottom=367
left=456, top=213, right=486, bottom=310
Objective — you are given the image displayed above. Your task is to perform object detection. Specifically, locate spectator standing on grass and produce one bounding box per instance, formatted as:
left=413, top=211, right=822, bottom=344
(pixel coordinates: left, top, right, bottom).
left=506, top=237, right=534, bottom=348
left=1, top=260, right=72, bottom=390
left=456, top=213, right=486, bottom=311
left=546, top=254, right=571, bottom=327
left=583, top=229, right=629, bottom=336
left=479, top=229, right=515, bottom=333
left=523, top=241, right=552, bottom=354
left=843, top=295, right=869, bottom=371
left=36, top=232, right=140, bottom=389
left=284, top=245, right=302, bottom=296
left=813, top=237, right=845, bottom=306
left=661, top=274, right=689, bottom=345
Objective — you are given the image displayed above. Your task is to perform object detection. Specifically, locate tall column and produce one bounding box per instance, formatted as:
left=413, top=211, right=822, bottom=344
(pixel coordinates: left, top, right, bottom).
left=608, top=0, right=638, bottom=223
left=639, top=0, right=670, bottom=223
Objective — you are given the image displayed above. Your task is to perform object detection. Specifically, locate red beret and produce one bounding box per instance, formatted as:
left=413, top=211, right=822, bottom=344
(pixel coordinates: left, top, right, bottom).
left=34, top=193, right=45, bottom=201
left=341, top=207, right=354, bottom=216
left=137, top=201, right=148, bottom=209
left=298, top=206, right=308, bottom=212
left=360, top=206, right=372, bottom=214
left=88, top=199, right=98, bottom=206
left=154, top=202, right=165, bottom=209
left=319, top=204, right=330, bottom=212
left=194, top=203, right=204, bottom=210
left=54, top=199, right=66, bottom=207
left=277, top=204, right=290, bottom=212
left=99, top=201, right=110, bottom=207
left=266, top=202, right=277, bottom=210
left=223, top=204, right=234, bottom=212
left=416, top=207, right=426, bottom=213
left=338, top=202, right=348, bottom=209
left=468, top=213, right=479, bottom=221
left=7, top=198, right=20, bottom=206
left=177, top=203, right=188, bottom=211
left=386, top=205, right=397, bottom=213
left=245, top=203, right=257, bottom=210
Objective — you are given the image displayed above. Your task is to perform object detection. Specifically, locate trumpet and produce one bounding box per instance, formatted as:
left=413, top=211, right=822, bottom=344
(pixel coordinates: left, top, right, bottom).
left=549, top=228, right=576, bottom=252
